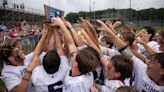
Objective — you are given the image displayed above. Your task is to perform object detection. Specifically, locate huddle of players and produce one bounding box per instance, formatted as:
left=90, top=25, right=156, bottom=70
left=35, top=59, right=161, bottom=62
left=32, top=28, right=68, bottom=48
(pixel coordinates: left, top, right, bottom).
left=1, top=17, right=164, bottom=92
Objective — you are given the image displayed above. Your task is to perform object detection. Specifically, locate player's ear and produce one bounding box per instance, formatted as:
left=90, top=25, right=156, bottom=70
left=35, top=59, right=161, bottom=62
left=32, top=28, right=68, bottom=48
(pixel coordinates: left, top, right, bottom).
left=8, top=56, right=14, bottom=62
left=115, top=72, right=121, bottom=79
left=160, top=68, right=164, bottom=76
left=8, top=56, right=16, bottom=65
left=72, top=61, right=78, bottom=67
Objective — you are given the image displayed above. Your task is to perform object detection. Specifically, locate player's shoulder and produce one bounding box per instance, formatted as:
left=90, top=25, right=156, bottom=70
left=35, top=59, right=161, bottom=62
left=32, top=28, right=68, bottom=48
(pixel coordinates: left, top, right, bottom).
left=2, top=65, right=22, bottom=74
left=32, top=65, right=44, bottom=75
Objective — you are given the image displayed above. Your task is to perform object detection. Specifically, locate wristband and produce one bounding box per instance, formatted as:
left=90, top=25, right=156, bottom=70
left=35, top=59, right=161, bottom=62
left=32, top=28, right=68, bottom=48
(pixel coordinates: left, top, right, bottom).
left=120, top=48, right=133, bottom=59
left=99, top=51, right=104, bottom=58
left=100, top=46, right=108, bottom=55
left=25, top=68, right=32, bottom=74
left=22, top=77, right=30, bottom=81
left=118, top=45, right=128, bottom=52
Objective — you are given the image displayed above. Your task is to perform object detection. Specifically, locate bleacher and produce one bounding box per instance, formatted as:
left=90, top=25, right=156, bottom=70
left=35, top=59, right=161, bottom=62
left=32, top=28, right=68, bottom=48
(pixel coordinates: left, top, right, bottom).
left=0, top=1, right=45, bottom=27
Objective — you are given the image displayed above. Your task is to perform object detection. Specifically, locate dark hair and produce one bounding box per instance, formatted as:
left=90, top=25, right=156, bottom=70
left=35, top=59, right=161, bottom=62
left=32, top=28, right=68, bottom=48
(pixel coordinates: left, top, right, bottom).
left=142, top=26, right=155, bottom=41
left=76, top=47, right=100, bottom=74
left=111, top=55, right=133, bottom=80
left=154, top=52, right=164, bottom=68
left=116, top=86, right=138, bottom=92
left=0, top=43, right=15, bottom=64
left=102, top=36, right=113, bottom=48
left=120, top=32, right=135, bottom=46
left=43, top=50, right=60, bottom=74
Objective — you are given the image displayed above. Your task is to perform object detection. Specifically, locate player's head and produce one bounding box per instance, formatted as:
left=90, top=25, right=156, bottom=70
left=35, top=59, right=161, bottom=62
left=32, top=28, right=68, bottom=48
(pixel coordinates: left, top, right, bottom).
left=120, top=32, right=135, bottom=46
left=75, top=47, right=100, bottom=74
left=158, top=30, right=164, bottom=51
left=0, top=41, right=25, bottom=66
left=140, top=26, right=155, bottom=42
left=147, top=52, right=164, bottom=81
left=100, top=36, right=113, bottom=48
left=43, top=50, right=60, bottom=74
left=116, top=86, right=138, bottom=92
left=104, top=55, right=133, bottom=80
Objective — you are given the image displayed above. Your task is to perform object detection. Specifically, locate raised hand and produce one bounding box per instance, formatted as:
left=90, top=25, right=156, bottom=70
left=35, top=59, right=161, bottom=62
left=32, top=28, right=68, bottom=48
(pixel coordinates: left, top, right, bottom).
left=97, top=20, right=110, bottom=32
left=135, top=37, right=145, bottom=45
left=105, top=20, right=118, bottom=34
left=64, top=21, right=73, bottom=29
left=41, top=23, right=49, bottom=36
left=90, top=84, right=99, bottom=92
left=50, top=17, right=65, bottom=28
left=105, top=20, right=113, bottom=28
left=112, top=21, right=121, bottom=29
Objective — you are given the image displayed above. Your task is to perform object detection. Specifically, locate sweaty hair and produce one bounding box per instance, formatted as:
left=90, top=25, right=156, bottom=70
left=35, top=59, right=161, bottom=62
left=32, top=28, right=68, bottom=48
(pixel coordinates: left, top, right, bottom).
left=76, top=47, right=100, bottom=74
left=142, top=26, right=155, bottom=41
left=43, top=50, right=60, bottom=74
left=0, top=43, right=15, bottom=64
left=111, top=55, right=133, bottom=80
left=120, top=32, right=135, bottom=46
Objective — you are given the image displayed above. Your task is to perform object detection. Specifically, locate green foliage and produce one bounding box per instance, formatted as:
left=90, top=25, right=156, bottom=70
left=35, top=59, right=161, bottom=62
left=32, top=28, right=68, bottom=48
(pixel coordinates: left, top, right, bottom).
left=65, top=8, right=164, bottom=23
left=65, top=13, right=79, bottom=23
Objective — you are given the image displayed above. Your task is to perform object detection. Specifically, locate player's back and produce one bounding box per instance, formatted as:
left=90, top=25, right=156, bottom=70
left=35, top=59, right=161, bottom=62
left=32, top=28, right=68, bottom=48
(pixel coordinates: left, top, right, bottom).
left=31, top=56, right=69, bottom=92
left=63, top=72, right=94, bottom=92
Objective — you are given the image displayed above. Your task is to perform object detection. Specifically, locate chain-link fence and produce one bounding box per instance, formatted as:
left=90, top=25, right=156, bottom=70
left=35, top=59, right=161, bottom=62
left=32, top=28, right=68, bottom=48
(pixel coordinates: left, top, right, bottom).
left=20, top=34, right=41, bottom=54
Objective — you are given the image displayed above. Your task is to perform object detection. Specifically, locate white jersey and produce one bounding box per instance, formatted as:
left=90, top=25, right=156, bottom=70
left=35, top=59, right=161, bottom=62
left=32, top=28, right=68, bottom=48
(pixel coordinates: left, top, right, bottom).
left=131, top=56, right=164, bottom=92
left=63, top=72, right=94, bottom=92
left=102, top=79, right=125, bottom=92
left=138, top=41, right=160, bottom=59
left=31, top=56, right=69, bottom=92
left=107, top=48, right=121, bottom=60
left=1, top=52, right=46, bottom=92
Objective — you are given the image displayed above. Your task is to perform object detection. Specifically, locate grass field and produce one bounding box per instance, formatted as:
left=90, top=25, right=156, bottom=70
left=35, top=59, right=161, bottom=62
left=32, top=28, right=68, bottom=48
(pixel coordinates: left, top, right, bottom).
left=0, top=80, right=7, bottom=92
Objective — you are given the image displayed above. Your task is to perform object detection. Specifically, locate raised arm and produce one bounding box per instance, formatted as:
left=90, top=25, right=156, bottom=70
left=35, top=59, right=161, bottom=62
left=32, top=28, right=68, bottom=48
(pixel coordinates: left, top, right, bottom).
left=136, top=39, right=157, bottom=56
left=80, top=18, right=99, bottom=48
left=112, top=21, right=121, bottom=30
left=11, top=24, right=49, bottom=92
left=53, top=28, right=65, bottom=56
left=80, top=28, right=108, bottom=68
left=105, top=20, right=117, bottom=34
left=84, top=18, right=99, bottom=44
left=129, top=44, right=148, bottom=63
left=97, top=20, right=126, bottom=48
left=51, top=18, right=77, bottom=54
left=80, top=28, right=99, bottom=52
left=48, top=32, right=56, bottom=51
left=42, top=26, right=52, bottom=52
left=63, top=19, right=85, bottom=47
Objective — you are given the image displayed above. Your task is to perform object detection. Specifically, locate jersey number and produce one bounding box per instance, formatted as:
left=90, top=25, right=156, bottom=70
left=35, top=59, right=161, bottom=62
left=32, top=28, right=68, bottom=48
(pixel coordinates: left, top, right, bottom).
left=48, top=81, right=63, bottom=92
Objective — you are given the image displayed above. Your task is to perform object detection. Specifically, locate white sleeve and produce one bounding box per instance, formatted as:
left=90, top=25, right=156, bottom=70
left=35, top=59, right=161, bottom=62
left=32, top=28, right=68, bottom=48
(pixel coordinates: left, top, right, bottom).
left=24, top=52, right=34, bottom=66
left=107, top=49, right=121, bottom=60
left=2, top=72, right=21, bottom=91
left=150, top=42, right=160, bottom=53
left=131, top=56, right=147, bottom=77
left=58, top=56, right=70, bottom=76
left=60, top=56, right=70, bottom=68
left=39, top=52, right=47, bottom=64
left=72, top=84, right=86, bottom=92
left=24, top=52, right=47, bottom=65
left=102, top=86, right=113, bottom=92
left=64, top=83, right=89, bottom=92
